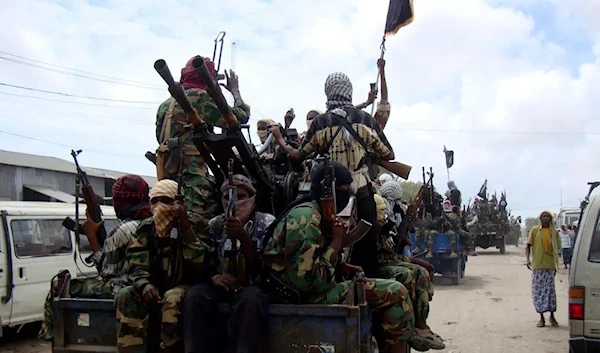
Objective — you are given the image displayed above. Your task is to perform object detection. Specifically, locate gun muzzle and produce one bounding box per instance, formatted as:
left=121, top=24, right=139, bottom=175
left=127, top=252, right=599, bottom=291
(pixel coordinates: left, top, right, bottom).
left=154, top=59, right=176, bottom=86
left=191, top=56, right=214, bottom=88
left=145, top=151, right=157, bottom=165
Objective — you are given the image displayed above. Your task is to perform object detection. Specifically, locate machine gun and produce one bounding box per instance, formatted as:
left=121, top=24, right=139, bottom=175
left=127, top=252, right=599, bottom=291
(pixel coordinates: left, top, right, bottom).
left=319, top=156, right=336, bottom=240
left=224, top=158, right=238, bottom=275
left=62, top=150, right=107, bottom=250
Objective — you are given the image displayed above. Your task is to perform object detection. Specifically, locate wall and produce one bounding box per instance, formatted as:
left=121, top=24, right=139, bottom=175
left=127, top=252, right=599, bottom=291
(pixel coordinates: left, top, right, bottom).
left=0, top=164, right=107, bottom=201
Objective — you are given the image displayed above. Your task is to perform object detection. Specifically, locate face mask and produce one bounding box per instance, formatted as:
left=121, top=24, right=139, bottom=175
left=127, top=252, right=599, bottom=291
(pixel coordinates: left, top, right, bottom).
left=151, top=202, right=175, bottom=238
left=335, top=189, right=351, bottom=213
left=223, top=195, right=256, bottom=223
left=257, top=130, right=268, bottom=143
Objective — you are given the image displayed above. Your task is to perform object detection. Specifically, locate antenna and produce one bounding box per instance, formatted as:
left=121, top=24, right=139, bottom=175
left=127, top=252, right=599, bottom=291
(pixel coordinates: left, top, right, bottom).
left=231, top=41, right=236, bottom=72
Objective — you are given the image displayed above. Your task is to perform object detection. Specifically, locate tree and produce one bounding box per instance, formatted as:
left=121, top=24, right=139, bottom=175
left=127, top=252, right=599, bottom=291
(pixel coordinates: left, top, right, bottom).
left=400, top=181, right=423, bottom=201
left=524, top=217, right=539, bottom=235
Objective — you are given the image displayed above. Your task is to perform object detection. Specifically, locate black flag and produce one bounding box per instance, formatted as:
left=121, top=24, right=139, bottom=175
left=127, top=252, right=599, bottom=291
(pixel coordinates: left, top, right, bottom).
left=443, top=145, right=454, bottom=169
left=385, top=0, right=415, bottom=36
left=477, top=179, right=488, bottom=199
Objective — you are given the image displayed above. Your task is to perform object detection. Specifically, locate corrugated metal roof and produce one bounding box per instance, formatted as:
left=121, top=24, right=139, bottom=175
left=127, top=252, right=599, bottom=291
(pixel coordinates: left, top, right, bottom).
left=0, top=149, right=157, bottom=186
left=23, top=185, right=77, bottom=203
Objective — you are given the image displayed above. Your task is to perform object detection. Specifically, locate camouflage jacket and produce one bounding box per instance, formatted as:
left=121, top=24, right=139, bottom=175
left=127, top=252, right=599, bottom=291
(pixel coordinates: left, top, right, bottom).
left=126, top=218, right=210, bottom=295
left=207, top=211, right=275, bottom=285
left=414, top=213, right=434, bottom=233
left=263, top=201, right=339, bottom=300
left=155, top=89, right=250, bottom=175
left=445, top=212, right=461, bottom=231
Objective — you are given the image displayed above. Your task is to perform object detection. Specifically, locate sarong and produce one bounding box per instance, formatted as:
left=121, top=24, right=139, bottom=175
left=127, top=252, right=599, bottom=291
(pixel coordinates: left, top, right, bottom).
left=531, top=269, right=557, bottom=313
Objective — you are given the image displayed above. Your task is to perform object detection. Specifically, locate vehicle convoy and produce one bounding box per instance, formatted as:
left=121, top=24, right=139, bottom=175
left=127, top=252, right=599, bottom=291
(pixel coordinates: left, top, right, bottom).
left=0, top=201, right=117, bottom=336
left=471, top=194, right=509, bottom=254
left=569, top=182, right=600, bottom=353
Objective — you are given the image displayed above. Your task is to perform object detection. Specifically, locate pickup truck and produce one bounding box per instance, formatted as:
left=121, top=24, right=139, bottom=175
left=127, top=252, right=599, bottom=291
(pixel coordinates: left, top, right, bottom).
left=51, top=279, right=403, bottom=353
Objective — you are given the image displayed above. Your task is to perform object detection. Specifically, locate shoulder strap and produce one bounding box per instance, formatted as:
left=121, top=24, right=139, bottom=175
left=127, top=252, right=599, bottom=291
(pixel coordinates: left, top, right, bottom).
left=260, top=200, right=313, bottom=254
left=159, top=98, right=177, bottom=143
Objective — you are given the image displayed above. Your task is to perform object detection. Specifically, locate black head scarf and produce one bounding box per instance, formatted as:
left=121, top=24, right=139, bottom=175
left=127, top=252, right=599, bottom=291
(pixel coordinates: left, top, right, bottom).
left=310, top=161, right=353, bottom=213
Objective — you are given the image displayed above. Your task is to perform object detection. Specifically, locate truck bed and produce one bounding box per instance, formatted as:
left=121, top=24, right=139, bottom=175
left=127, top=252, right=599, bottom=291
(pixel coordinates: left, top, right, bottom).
left=52, top=298, right=373, bottom=353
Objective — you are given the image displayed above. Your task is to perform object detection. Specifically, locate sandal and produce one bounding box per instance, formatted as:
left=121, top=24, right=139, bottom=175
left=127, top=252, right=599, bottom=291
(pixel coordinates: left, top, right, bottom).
left=408, top=328, right=446, bottom=351
left=549, top=318, right=559, bottom=327
left=537, top=320, right=545, bottom=328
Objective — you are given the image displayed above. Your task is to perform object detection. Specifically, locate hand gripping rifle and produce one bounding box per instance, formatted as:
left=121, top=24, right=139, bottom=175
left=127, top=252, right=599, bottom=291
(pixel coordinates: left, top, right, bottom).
left=320, top=156, right=371, bottom=248
left=62, top=150, right=107, bottom=248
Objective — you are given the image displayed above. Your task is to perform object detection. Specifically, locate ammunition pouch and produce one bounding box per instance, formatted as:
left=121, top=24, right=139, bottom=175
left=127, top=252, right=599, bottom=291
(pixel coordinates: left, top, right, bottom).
left=155, top=144, right=170, bottom=181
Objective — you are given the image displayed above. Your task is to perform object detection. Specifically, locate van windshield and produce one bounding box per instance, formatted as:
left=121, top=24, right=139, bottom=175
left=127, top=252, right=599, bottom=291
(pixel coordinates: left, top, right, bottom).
left=589, top=211, right=600, bottom=262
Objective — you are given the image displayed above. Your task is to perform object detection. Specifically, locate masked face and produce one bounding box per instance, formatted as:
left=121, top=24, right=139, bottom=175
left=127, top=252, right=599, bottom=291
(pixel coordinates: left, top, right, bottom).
left=150, top=198, right=175, bottom=238
left=222, top=189, right=256, bottom=223
left=257, top=123, right=269, bottom=143
left=335, top=184, right=351, bottom=213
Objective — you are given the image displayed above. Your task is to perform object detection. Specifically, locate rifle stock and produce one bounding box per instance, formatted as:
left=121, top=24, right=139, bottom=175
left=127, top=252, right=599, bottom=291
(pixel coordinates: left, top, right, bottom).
left=191, top=56, right=238, bottom=128
left=378, top=160, right=412, bottom=180
left=319, top=157, right=336, bottom=240
left=154, top=59, right=203, bottom=127
left=70, top=150, right=107, bottom=247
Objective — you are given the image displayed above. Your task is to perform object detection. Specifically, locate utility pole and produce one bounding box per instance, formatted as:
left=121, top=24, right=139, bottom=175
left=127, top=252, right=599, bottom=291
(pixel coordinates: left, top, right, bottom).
left=560, top=188, right=563, bottom=208
left=231, top=41, right=236, bottom=72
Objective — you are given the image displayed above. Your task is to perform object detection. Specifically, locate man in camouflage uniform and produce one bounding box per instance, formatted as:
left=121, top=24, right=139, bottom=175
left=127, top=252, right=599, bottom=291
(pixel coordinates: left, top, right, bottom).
left=155, top=56, right=250, bottom=231
left=264, top=162, right=414, bottom=353
left=374, top=188, right=445, bottom=351
left=269, top=72, right=395, bottom=278
left=39, top=175, right=153, bottom=342
left=184, top=175, right=275, bottom=353
left=114, top=180, right=210, bottom=353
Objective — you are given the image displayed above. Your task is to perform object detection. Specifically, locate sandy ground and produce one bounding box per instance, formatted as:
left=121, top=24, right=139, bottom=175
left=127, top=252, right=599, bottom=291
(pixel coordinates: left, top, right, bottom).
left=429, top=245, right=569, bottom=353
left=0, top=245, right=569, bottom=353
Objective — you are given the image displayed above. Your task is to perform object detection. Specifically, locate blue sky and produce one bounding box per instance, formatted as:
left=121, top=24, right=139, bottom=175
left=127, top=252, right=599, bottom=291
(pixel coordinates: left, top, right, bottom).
left=0, top=0, right=599, bottom=218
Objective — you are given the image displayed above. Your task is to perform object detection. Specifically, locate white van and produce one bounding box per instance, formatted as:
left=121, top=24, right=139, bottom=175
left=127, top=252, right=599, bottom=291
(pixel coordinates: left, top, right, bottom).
left=0, top=201, right=118, bottom=336
left=568, top=194, right=600, bottom=352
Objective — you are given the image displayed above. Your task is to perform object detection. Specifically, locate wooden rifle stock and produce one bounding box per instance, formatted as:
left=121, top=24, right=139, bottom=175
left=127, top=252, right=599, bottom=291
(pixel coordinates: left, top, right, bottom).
left=378, top=160, right=412, bottom=180
left=71, top=150, right=107, bottom=247
left=319, top=158, right=336, bottom=240
left=154, top=59, right=203, bottom=127
left=191, top=56, right=238, bottom=128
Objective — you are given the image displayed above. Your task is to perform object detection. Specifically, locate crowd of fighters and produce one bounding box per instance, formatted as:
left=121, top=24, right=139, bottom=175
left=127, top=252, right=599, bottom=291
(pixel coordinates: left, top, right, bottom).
left=39, top=55, right=453, bottom=353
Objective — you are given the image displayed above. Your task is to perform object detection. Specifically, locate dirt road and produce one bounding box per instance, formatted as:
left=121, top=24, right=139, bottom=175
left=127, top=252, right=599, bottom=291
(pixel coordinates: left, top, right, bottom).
left=0, top=246, right=569, bottom=353
left=429, top=245, right=569, bottom=353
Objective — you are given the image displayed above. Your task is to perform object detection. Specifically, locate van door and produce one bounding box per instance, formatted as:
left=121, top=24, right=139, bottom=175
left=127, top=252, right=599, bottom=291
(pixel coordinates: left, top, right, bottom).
left=7, top=216, right=77, bottom=326
left=572, top=198, right=600, bottom=339
left=0, top=212, right=12, bottom=333
left=73, top=218, right=120, bottom=277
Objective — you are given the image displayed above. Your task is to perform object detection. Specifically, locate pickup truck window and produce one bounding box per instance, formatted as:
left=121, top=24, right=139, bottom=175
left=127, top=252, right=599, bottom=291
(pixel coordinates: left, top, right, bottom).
left=10, top=219, right=73, bottom=258
left=589, top=212, right=600, bottom=262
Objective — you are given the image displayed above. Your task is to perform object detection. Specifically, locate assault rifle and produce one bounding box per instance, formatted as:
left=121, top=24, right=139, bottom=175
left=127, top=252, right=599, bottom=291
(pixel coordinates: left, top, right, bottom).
left=62, top=150, right=107, bottom=248
left=225, top=158, right=238, bottom=275
left=395, top=167, right=435, bottom=252
left=320, top=156, right=336, bottom=241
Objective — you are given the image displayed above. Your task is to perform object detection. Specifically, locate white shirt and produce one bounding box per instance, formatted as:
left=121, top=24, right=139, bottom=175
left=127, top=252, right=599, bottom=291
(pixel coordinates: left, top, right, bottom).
left=559, top=230, right=572, bottom=248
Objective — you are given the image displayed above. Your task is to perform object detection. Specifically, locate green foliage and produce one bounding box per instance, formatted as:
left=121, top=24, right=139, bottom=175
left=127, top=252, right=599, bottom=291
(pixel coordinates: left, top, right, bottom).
left=524, top=217, right=539, bottom=235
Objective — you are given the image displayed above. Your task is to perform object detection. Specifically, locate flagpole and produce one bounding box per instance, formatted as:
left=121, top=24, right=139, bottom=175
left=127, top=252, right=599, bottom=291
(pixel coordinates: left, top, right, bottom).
left=370, top=36, right=386, bottom=116
left=447, top=168, right=450, bottom=181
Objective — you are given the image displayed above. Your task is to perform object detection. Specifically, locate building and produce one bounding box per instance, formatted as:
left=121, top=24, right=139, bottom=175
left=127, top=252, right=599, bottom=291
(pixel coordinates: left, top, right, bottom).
left=0, top=149, right=157, bottom=203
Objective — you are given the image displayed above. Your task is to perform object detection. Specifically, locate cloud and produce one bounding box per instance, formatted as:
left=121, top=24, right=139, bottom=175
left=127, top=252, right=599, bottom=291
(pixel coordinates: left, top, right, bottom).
left=0, top=0, right=599, bottom=218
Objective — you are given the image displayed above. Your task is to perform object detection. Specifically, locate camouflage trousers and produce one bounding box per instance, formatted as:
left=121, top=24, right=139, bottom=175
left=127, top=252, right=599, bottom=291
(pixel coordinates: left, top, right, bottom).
left=380, top=263, right=432, bottom=323
left=459, top=229, right=474, bottom=251
left=182, top=168, right=218, bottom=231
left=316, top=279, right=415, bottom=344
left=114, top=285, right=188, bottom=353
left=38, top=278, right=113, bottom=341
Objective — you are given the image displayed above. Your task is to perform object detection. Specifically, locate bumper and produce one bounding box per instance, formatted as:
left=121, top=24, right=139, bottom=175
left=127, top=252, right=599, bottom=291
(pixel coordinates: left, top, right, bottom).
left=570, top=337, right=600, bottom=353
